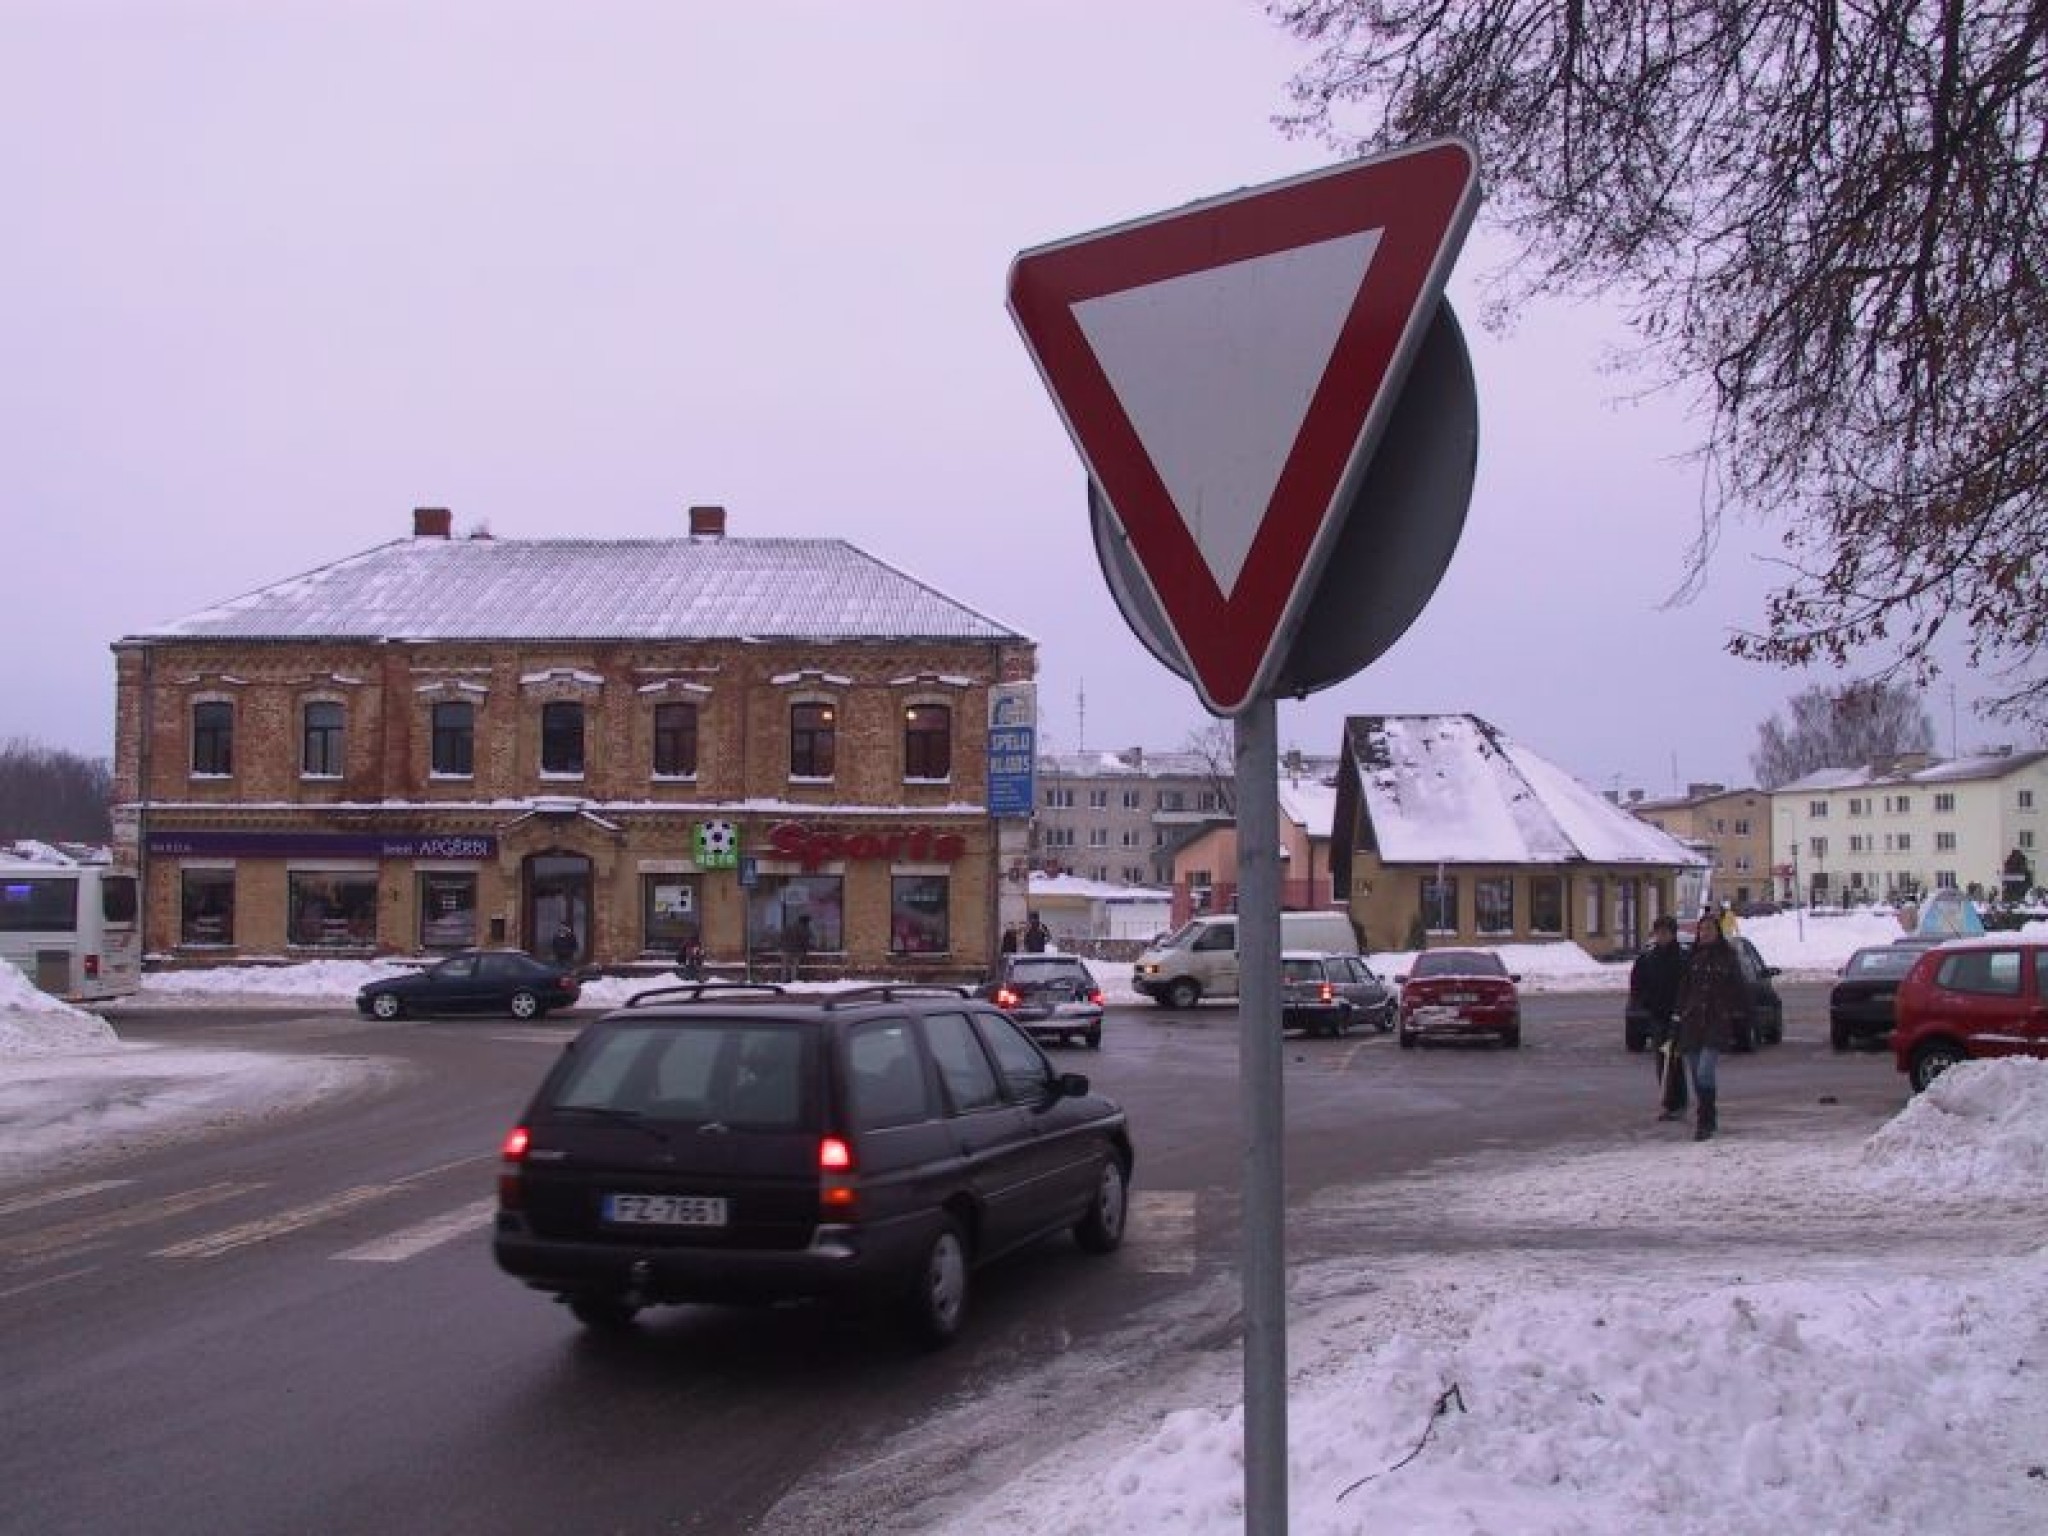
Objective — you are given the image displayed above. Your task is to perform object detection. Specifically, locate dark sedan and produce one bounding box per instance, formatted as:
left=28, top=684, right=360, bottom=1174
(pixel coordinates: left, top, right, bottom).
left=975, top=954, right=1105, bottom=1048
left=1828, top=944, right=1919, bottom=1050
left=357, top=949, right=581, bottom=1021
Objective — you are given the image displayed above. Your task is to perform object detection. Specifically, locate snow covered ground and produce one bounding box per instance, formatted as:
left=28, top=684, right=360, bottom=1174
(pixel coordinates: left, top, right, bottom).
left=5, top=909, right=2046, bottom=1533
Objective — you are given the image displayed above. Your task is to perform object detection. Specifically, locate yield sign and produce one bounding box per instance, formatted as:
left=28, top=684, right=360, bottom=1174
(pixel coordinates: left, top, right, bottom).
left=1007, top=138, right=1480, bottom=715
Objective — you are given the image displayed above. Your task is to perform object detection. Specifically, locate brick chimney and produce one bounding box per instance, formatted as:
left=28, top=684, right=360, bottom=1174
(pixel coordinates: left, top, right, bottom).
left=688, top=504, right=727, bottom=539
left=412, top=506, right=453, bottom=538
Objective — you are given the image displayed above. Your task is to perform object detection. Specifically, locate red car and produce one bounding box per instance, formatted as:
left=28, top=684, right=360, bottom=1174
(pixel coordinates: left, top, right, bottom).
left=1395, top=948, right=1521, bottom=1049
left=1891, top=937, right=2048, bottom=1091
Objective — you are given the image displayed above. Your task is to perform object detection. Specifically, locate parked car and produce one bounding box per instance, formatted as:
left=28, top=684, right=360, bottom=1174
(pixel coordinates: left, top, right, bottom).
left=1279, top=951, right=1394, bottom=1037
left=1131, top=910, right=1359, bottom=1008
left=976, top=954, right=1105, bottom=1048
left=1828, top=945, right=1920, bottom=1050
left=1891, top=937, right=2048, bottom=1091
left=492, top=982, right=1134, bottom=1346
left=356, top=949, right=581, bottom=1021
left=1621, top=933, right=1785, bottom=1052
left=1395, top=949, right=1522, bottom=1048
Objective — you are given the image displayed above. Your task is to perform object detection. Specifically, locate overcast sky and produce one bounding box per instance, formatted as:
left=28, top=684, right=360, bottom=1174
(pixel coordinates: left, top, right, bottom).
left=2, top=1, right=2018, bottom=793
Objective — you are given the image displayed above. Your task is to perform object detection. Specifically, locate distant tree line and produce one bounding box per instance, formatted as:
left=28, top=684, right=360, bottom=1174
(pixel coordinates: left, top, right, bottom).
left=1751, top=681, right=1936, bottom=789
left=0, top=738, right=113, bottom=843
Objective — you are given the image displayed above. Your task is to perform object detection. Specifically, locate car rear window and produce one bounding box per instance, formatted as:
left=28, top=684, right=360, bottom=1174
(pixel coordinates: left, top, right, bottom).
left=1933, top=949, right=2023, bottom=997
left=1411, top=950, right=1505, bottom=978
left=1845, top=948, right=1917, bottom=979
left=552, top=1020, right=817, bottom=1128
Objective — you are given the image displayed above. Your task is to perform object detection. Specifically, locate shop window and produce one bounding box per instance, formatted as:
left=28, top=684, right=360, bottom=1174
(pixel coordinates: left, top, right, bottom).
left=179, top=869, right=235, bottom=946
left=432, top=701, right=474, bottom=777
left=903, top=704, right=951, bottom=781
left=749, top=874, right=843, bottom=954
left=192, top=700, right=233, bottom=776
left=653, top=702, right=698, bottom=779
left=1421, top=876, right=1458, bottom=934
left=790, top=702, right=836, bottom=779
left=1475, top=877, right=1513, bottom=935
left=302, top=702, right=344, bottom=778
left=288, top=871, right=379, bottom=949
left=1528, top=876, right=1563, bottom=935
left=418, top=872, right=478, bottom=950
left=541, top=701, right=585, bottom=776
left=642, top=874, right=702, bottom=953
left=890, top=875, right=950, bottom=954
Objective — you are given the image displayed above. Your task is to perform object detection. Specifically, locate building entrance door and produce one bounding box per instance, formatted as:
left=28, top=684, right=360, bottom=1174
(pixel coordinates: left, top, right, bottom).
left=527, top=853, right=593, bottom=965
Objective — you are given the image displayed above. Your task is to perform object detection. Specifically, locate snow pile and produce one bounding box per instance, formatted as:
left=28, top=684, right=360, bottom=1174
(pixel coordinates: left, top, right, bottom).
left=0, top=963, right=118, bottom=1053
left=138, top=956, right=419, bottom=997
left=945, top=1058, right=2048, bottom=1536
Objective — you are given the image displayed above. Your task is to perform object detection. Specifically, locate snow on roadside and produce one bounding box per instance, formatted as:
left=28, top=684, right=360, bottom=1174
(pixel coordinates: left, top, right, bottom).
left=0, top=962, right=118, bottom=1053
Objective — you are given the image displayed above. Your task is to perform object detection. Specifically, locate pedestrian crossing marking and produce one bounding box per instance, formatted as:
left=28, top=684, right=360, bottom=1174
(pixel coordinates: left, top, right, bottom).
left=336, top=1197, right=497, bottom=1263
left=1128, top=1189, right=1197, bottom=1273
left=1, top=1180, right=266, bottom=1263
left=0, top=1179, right=132, bottom=1220
left=152, top=1183, right=401, bottom=1260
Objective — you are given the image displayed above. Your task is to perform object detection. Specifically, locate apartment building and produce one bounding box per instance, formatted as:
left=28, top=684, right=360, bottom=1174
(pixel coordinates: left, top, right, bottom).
left=1626, top=783, right=1772, bottom=909
left=1771, top=749, right=2048, bottom=904
left=111, top=506, right=1034, bottom=974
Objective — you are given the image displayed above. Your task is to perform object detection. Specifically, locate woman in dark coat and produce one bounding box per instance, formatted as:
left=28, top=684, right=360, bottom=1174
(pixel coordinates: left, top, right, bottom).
left=1673, top=913, right=1750, bottom=1140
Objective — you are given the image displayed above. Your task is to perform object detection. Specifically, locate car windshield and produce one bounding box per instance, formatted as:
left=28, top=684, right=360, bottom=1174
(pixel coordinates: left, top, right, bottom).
left=1280, top=958, right=1323, bottom=984
left=1410, top=950, right=1506, bottom=979
left=1845, top=948, right=1918, bottom=979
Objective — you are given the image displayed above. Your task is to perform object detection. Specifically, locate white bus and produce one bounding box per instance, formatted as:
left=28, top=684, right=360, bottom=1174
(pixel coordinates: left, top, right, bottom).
left=0, top=855, right=142, bottom=1003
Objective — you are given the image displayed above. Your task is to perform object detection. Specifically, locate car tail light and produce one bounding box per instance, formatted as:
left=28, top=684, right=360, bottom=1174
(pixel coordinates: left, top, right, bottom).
left=84, top=954, right=101, bottom=979
left=819, top=1135, right=858, bottom=1218
left=995, top=986, right=1021, bottom=1009
left=1319, top=982, right=1334, bottom=1003
left=1087, top=988, right=1104, bottom=1005
left=497, top=1125, right=529, bottom=1209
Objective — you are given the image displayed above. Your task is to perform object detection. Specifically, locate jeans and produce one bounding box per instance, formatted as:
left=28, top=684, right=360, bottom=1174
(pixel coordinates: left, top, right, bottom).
left=1686, top=1047, right=1719, bottom=1096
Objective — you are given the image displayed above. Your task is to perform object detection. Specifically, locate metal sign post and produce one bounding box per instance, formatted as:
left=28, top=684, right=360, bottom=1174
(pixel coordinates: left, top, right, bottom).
left=1234, top=699, right=1287, bottom=1533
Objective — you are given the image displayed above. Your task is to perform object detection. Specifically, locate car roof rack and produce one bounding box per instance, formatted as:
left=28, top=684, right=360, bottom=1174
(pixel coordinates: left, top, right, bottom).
left=821, top=983, right=973, bottom=1008
left=621, top=980, right=790, bottom=1008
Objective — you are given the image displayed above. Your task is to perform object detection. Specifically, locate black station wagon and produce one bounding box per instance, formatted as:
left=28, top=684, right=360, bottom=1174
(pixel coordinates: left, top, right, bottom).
left=493, top=983, right=1134, bottom=1346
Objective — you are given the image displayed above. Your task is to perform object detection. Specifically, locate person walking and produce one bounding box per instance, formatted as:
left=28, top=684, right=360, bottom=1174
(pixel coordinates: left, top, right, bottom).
left=1630, top=914, right=1688, bottom=1120
left=780, top=912, right=812, bottom=982
left=676, top=933, right=705, bottom=981
left=1673, top=912, right=1751, bottom=1141
left=1023, top=912, right=1050, bottom=953
left=999, top=924, right=1020, bottom=957
left=550, top=920, right=578, bottom=968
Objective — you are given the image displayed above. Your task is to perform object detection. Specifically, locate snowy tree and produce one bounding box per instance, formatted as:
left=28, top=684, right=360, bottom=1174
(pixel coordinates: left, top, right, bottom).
left=1273, top=1, right=2048, bottom=726
left=1751, top=682, right=1936, bottom=788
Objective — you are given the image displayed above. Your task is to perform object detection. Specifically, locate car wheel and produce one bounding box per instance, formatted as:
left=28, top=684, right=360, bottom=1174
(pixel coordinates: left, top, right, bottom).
left=1502, top=1029, right=1522, bottom=1049
left=508, top=990, right=541, bottom=1021
left=370, top=992, right=403, bottom=1022
left=1909, top=1040, right=1968, bottom=1093
left=906, top=1218, right=970, bottom=1348
left=1073, top=1155, right=1129, bottom=1254
left=1625, top=1030, right=1645, bottom=1054
left=1373, top=1008, right=1393, bottom=1034
left=1085, top=1026, right=1102, bottom=1049
left=1164, top=978, right=1201, bottom=1010
left=1830, top=1019, right=1850, bottom=1052
left=568, top=1294, right=641, bottom=1331
left=1397, top=1026, right=1416, bottom=1050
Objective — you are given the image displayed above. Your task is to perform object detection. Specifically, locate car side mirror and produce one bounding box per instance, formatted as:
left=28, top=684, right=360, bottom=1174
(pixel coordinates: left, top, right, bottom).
left=1392, top=973, right=1408, bottom=985
left=1056, top=1071, right=1090, bottom=1098
left=1763, top=966, right=1781, bottom=978
left=1508, top=974, right=1523, bottom=983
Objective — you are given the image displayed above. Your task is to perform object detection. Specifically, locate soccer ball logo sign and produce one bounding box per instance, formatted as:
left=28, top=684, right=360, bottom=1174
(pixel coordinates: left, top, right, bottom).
left=695, top=820, right=740, bottom=869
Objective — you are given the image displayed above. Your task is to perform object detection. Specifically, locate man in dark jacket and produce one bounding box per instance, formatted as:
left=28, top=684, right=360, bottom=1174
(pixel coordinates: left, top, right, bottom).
left=1630, top=914, right=1688, bottom=1119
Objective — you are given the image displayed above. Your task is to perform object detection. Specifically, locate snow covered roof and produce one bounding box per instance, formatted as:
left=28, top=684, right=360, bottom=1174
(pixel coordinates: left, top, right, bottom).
left=1777, top=749, right=2048, bottom=793
left=1278, top=778, right=1339, bottom=839
left=1342, top=715, right=1707, bottom=867
left=125, top=535, right=1026, bottom=645
left=1028, top=873, right=1171, bottom=902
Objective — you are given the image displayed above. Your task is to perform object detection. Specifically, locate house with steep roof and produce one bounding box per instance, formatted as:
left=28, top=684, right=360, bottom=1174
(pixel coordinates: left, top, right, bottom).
left=1331, top=715, right=1706, bottom=952
left=112, top=505, right=1035, bottom=975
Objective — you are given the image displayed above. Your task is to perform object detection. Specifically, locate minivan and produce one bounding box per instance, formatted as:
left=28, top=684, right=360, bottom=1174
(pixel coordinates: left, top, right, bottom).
left=1133, top=911, right=1359, bottom=1008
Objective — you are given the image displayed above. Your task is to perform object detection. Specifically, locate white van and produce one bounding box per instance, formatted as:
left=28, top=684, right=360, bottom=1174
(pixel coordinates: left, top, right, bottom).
left=1132, top=911, right=1359, bottom=1008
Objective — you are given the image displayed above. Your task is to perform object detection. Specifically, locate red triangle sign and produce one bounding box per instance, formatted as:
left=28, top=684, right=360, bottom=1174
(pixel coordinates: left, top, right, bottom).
left=1008, top=139, right=1480, bottom=715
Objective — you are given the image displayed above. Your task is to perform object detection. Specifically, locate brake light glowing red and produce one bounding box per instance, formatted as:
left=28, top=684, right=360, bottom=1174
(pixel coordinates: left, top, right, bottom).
left=84, top=954, right=101, bottom=979
left=1319, top=982, right=1334, bottom=1002
left=497, top=1126, right=530, bottom=1210
left=995, top=987, right=1021, bottom=1009
left=819, top=1136, right=853, bottom=1171
left=819, top=1136, right=858, bottom=1216
left=1087, top=989, right=1104, bottom=1005
left=502, top=1126, right=530, bottom=1160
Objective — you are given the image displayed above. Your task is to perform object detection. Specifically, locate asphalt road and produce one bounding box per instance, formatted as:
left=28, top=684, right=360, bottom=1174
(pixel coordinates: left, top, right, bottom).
left=0, top=981, right=1902, bottom=1535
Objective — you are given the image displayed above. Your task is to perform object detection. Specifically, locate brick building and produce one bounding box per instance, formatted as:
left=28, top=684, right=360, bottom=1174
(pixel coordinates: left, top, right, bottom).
left=112, top=506, right=1034, bottom=976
